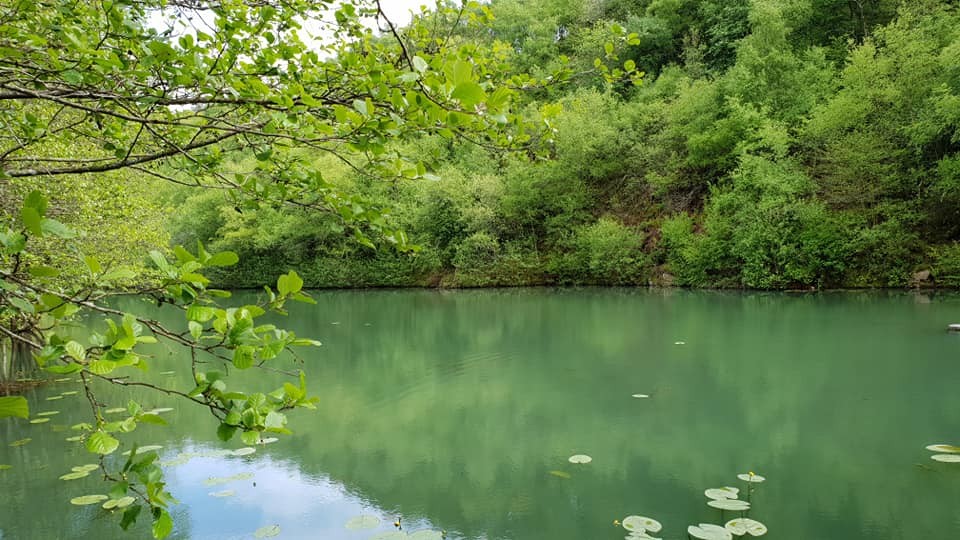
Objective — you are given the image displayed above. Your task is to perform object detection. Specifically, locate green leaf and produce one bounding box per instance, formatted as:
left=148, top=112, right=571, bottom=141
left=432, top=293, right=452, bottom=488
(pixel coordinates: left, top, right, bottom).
left=65, top=341, right=86, bottom=361
left=28, top=265, right=59, bottom=277
left=71, top=494, right=109, bottom=505
left=241, top=430, right=260, bottom=445
left=277, top=271, right=303, bottom=296
left=217, top=423, right=237, bottom=442
left=232, top=346, right=255, bottom=369
left=84, top=255, right=102, bottom=274
left=86, top=431, right=120, bottom=455
left=24, top=190, right=47, bottom=215
left=188, top=321, right=203, bottom=340
left=206, top=251, right=239, bottom=267
left=0, top=396, right=29, bottom=419
left=152, top=508, right=173, bottom=539
left=412, top=56, right=428, bottom=73
left=255, top=524, right=281, bottom=538
left=41, top=218, right=73, bottom=238
left=186, top=305, right=216, bottom=323
left=21, top=206, right=42, bottom=236
left=120, top=504, right=142, bottom=530
left=451, top=82, right=485, bottom=107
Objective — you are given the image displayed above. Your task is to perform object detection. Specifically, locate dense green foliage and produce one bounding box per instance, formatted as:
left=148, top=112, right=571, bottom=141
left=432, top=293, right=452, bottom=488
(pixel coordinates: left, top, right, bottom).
left=169, top=0, right=960, bottom=290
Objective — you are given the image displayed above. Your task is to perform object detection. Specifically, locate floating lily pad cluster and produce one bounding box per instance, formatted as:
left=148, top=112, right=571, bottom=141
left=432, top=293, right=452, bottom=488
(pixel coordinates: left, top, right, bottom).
left=925, top=443, right=960, bottom=463
left=692, top=472, right=767, bottom=538
left=613, top=472, right=768, bottom=539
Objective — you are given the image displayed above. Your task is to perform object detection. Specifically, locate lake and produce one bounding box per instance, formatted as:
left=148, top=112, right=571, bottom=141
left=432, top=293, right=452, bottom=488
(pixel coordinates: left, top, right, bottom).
left=2, top=289, right=960, bottom=539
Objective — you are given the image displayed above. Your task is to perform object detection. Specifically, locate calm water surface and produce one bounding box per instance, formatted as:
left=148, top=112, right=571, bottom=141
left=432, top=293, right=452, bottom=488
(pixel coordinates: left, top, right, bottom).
left=2, top=289, right=960, bottom=539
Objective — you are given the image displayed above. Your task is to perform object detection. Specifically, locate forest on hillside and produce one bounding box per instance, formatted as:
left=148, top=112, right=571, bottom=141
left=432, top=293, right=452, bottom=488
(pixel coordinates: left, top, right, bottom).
left=14, top=0, right=960, bottom=290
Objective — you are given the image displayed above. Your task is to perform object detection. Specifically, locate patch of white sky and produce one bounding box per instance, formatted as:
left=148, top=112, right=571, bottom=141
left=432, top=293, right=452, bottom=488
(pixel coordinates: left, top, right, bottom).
left=147, top=1, right=442, bottom=48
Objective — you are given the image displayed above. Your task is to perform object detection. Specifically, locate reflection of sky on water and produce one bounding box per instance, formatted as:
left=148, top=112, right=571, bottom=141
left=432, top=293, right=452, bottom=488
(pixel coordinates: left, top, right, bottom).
left=163, top=442, right=441, bottom=540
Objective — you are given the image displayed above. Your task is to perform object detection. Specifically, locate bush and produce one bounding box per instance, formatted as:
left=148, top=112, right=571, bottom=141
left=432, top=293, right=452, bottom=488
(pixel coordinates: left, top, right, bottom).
left=550, top=217, right=648, bottom=285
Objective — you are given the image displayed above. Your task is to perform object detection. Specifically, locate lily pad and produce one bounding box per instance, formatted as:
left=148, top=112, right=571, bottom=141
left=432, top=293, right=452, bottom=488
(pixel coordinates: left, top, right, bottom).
left=254, top=524, right=281, bottom=538
left=931, top=454, right=960, bottom=463
left=259, top=437, right=279, bottom=445
left=209, top=490, right=235, bottom=498
left=232, top=447, right=256, bottom=456
left=409, top=531, right=443, bottom=540
left=147, top=408, right=174, bottom=414
left=102, top=496, right=136, bottom=510
left=59, top=471, right=91, bottom=480
left=622, top=515, right=662, bottom=533
left=45, top=395, right=63, bottom=401
left=10, top=438, right=31, bottom=446
left=926, top=444, right=960, bottom=453
left=568, top=454, right=592, bottom=464
left=65, top=436, right=83, bottom=442
left=29, top=418, right=50, bottom=424
left=203, top=472, right=254, bottom=486
left=345, top=515, right=381, bottom=530
left=725, top=518, right=767, bottom=536
left=104, top=407, right=126, bottom=414
left=708, top=499, right=751, bottom=511
left=122, top=445, right=163, bottom=456
left=159, top=371, right=176, bottom=375
left=688, top=523, right=733, bottom=540
left=705, top=487, right=739, bottom=500
left=60, top=391, right=79, bottom=396
left=70, top=494, right=108, bottom=505
left=631, top=394, right=650, bottom=398
left=36, top=411, right=60, bottom=416
left=548, top=470, right=571, bottom=479
left=71, top=464, right=99, bottom=473
left=674, top=341, right=686, bottom=345
left=737, top=472, right=766, bottom=483
left=0, top=464, right=11, bottom=470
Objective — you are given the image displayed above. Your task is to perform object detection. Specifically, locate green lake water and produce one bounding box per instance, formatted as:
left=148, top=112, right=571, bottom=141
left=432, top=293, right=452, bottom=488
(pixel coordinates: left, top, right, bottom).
left=2, top=289, right=960, bottom=539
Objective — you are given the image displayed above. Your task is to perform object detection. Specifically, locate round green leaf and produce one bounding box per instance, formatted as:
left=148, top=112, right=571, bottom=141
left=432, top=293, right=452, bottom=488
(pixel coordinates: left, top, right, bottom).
left=705, top=487, right=739, bottom=500
left=726, top=518, right=767, bottom=537
left=931, top=454, right=960, bottom=463
left=622, top=515, right=662, bottom=533
left=86, top=431, right=119, bottom=455
left=71, top=464, right=99, bottom=473
left=254, top=524, right=281, bottom=538
left=103, top=496, right=136, bottom=510
left=708, top=499, right=750, bottom=511
left=0, top=464, right=12, bottom=470
left=60, top=471, right=91, bottom=480
left=345, top=515, right=381, bottom=530
left=568, top=454, right=592, bottom=464
left=926, top=444, right=960, bottom=453
left=737, top=472, right=765, bottom=483
left=70, top=494, right=108, bottom=505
